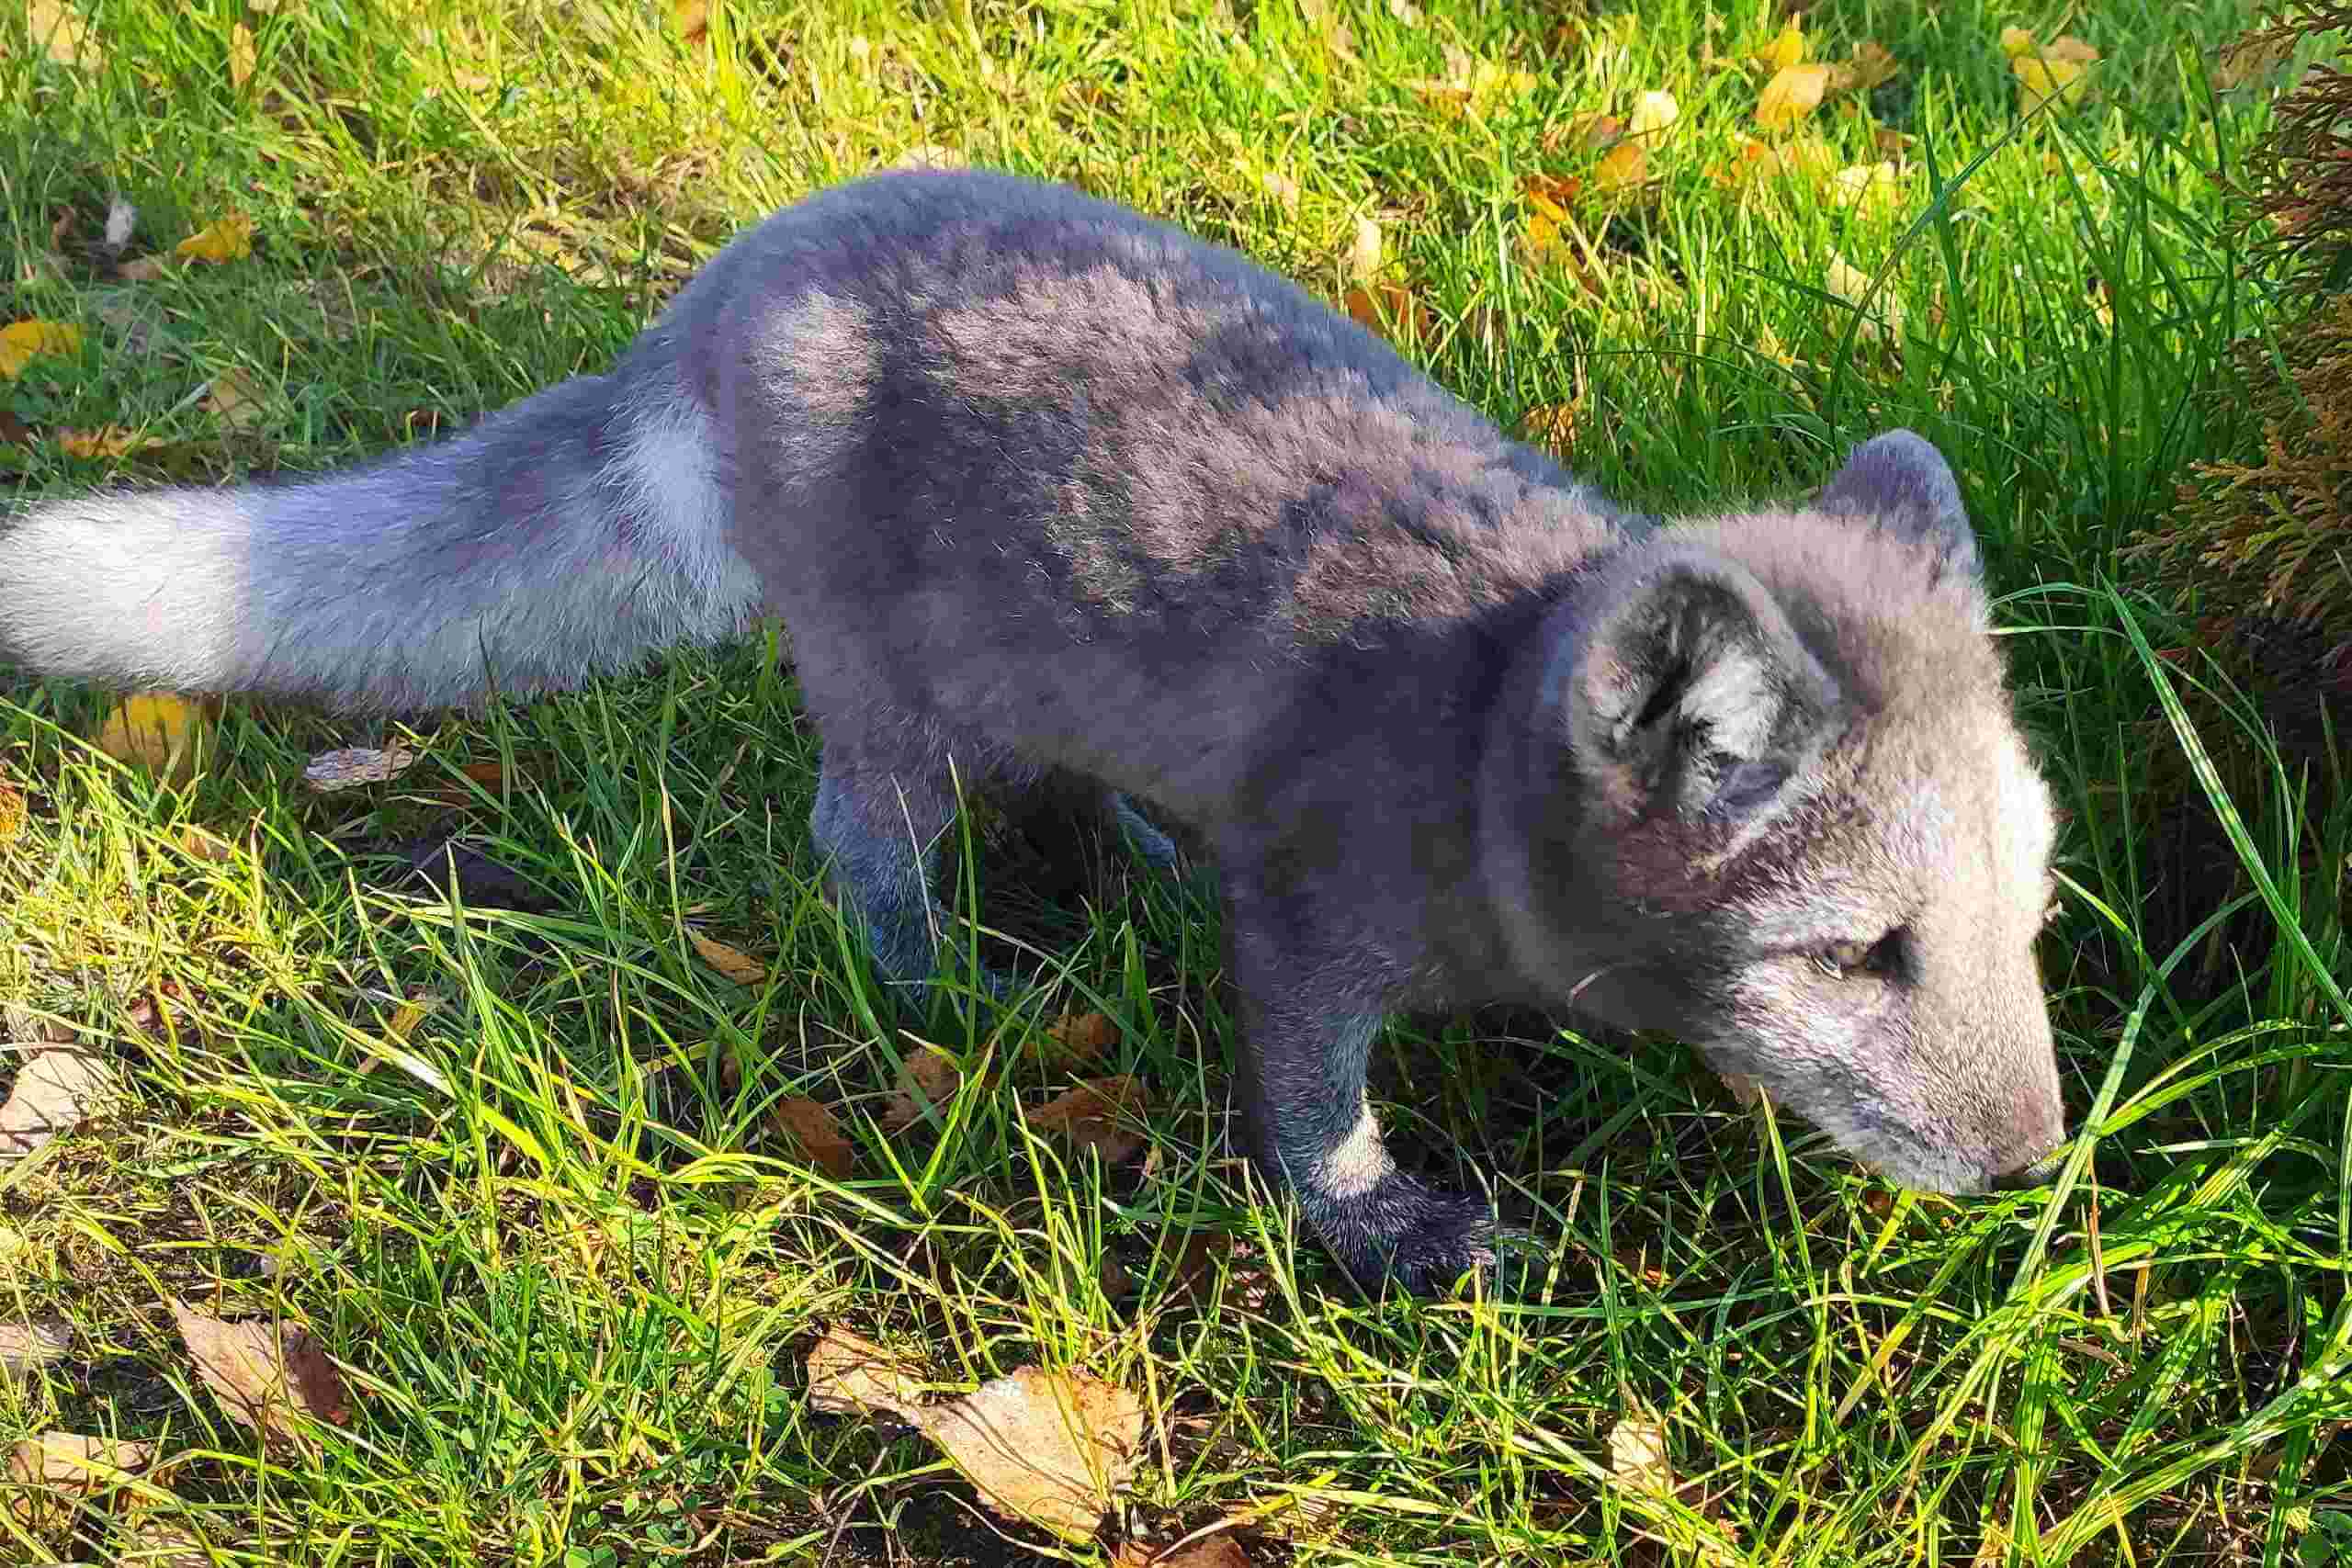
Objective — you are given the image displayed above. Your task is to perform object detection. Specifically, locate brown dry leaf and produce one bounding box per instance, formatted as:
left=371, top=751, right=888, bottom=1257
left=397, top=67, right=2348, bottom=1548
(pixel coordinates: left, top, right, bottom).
left=117, top=253, right=171, bottom=281
left=1521, top=400, right=1584, bottom=457
left=2212, top=30, right=2295, bottom=90
left=169, top=1302, right=351, bottom=1450
left=0, top=1044, right=120, bottom=1157
left=175, top=213, right=254, bottom=264
left=1114, top=1535, right=1252, bottom=1568
left=1343, top=281, right=1430, bottom=345
left=1827, top=39, right=1900, bottom=96
left=0, top=778, right=24, bottom=844
left=59, top=424, right=164, bottom=460
left=673, top=0, right=709, bottom=44
left=0, top=1317, right=71, bottom=1375
left=914, top=1366, right=1148, bottom=1541
left=203, top=366, right=267, bottom=429
left=385, top=996, right=440, bottom=1043
left=688, top=929, right=767, bottom=985
left=882, top=1043, right=963, bottom=1132
left=1028, top=1075, right=1149, bottom=1165
left=1717, top=1069, right=1763, bottom=1108
left=772, top=1096, right=854, bottom=1179
left=1757, top=62, right=1830, bottom=130
left=0, top=318, right=82, bottom=378
left=1038, top=1009, right=1120, bottom=1068
left=6, top=1431, right=152, bottom=1523
left=806, top=1324, right=923, bottom=1417
left=179, top=824, right=236, bottom=863
left=300, top=741, right=417, bottom=792
left=1607, top=1408, right=1674, bottom=1495
left=27, top=0, right=98, bottom=68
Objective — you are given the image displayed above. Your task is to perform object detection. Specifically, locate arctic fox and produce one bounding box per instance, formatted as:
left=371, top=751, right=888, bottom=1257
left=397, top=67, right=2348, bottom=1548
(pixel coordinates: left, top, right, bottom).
left=0, top=170, right=2068, bottom=1292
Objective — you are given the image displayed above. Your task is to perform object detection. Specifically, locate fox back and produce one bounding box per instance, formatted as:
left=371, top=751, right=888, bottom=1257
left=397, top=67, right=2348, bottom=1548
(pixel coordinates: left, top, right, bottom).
left=0, top=171, right=2068, bottom=1291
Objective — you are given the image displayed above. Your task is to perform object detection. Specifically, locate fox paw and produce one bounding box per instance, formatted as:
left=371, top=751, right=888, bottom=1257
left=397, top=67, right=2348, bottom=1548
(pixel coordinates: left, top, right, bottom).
left=1316, top=1175, right=1509, bottom=1297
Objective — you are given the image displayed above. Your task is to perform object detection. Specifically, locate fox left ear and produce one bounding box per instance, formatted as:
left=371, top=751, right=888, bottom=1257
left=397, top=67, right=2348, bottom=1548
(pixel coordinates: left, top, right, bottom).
left=1815, top=429, right=1981, bottom=580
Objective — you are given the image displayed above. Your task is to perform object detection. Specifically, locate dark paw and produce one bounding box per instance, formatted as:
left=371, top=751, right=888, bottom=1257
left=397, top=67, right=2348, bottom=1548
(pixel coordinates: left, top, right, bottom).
left=1316, top=1175, right=1506, bottom=1297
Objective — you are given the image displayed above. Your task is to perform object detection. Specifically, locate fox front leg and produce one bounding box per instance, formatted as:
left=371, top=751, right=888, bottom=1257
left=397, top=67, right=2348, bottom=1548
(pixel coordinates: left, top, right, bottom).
left=1227, top=909, right=1497, bottom=1294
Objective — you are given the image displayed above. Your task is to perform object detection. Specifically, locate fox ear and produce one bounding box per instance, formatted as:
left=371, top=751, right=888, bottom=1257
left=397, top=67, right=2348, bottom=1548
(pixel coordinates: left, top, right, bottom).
left=1815, top=429, right=1982, bottom=580
left=1563, top=552, right=1840, bottom=825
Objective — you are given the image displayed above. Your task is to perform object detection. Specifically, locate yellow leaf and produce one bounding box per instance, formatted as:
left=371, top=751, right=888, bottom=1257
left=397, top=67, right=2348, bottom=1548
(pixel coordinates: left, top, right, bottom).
left=2012, top=40, right=2098, bottom=115
left=1999, top=26, right=2040, bottom=60
left=0, top=320, right=83, bottom=378
left=228, top=21, right=257, bottom=86
left=1607, top=1408, right=1675, bottom=1496
left=203, top=367, right=267, bottom=429
left=1593, top=141, right=1648, bottom=193
left=1348, top=211, right=1383, bottom=283
left=95, top=693, right=209, bottom=782
left=1344, top=282, right=1430, bottom=344
left=387, top=996, right=441, bottom=1043
left=175, top=213, right=254, bottom=264
left=1830, top=161, right=1904, bottom=215
left=1521, top=400, right=1583, bottom=457
left=1628, top=89, right=1679, bottom=139
left=689, top=930, right=768, bottom=984
left=1756, top=62, right=1830, bottom=131
left=1757, top=19, right=1804, bottom=70
left=56, top=424, right=158, bottom=459
left=27, top=0, right=99, bottom=69
left=1826, top=253, right=1905, bottom=340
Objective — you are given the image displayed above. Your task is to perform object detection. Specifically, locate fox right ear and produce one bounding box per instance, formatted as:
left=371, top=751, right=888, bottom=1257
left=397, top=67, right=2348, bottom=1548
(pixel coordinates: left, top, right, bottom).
left=1815, top=429, right=1982, bottom=580
left=1558, top=551, right=1839, bottom=827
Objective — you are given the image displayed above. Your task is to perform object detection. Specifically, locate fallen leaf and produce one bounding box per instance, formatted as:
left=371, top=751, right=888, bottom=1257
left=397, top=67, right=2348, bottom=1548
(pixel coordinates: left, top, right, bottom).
left=386, top=996, right=439, bottom=1043
left=1521, top=400, right=1583, bottom=457
left=169, top=1301, right=351, bottom=1450
left=1408, top=46, right=1533, bottom=118
left=1258, top=167, right=1300, bottom=211
left=689, top=930, right=768, bottom=985
left=1828, top=39, right=1900, bottom=95
left=893, top=142, right=961, bottom=171
left=1718, top=1069, right=1763, bottom=1107
left=202, top=366, right=267, bottom=429
left=0, top=318, right=83, bottom=378
left=915, top=1366, right=1147, bottom=1541
left=1347, top=211, right=1383, bottom=283
left=2213, top=30, right=2295, bottom=90
left=882, top=1043, right=964, bottom=1132
left=300, top=742, right=417, bottom=792
left=0, top=1317, right=71, bottom=1375
left=807, top=1325, right=924, bottom=1417
left=1830, top=161, right=1904, bottom=215
left=1028, top=1075, right=1149, bottom=1164
left=93, top=693, right=208, bottom=782
left=125, top=1518, right=214, bottom=1568
left=6, top=1431, right=152, bottom=1524
left=0, top=779, right=23, bottom=842
left=1036, top=1009, right=1120, bottom=1068
left=179, top=824, right=236, bottom=863
left=0, top=1044, right=119, bottom=1157
left=1756, top=19, right=1804, bottom=70
left=1756, top=62, right=1830, bottom=130
left=1607, top=1408, right=1674, bottom=1495
left=1998, top=25, right=2039, bottom=60
left=175, top=213, right=254, bottom=264
left=2011, top=35, right=2099, bottom=115
left=673, top=0, right=709, bottom=45
left=117, top=254, right=171, bottom=281
left=27, top=0, right=98, bottom=68
left=1627, top=88, right=1679, bottom=139
left=1826, top=253, right=1904, bottom=339
left=58, top=424, right=163, bottom=460
left=1593, top=141, right=1648, bottom=193
left=1114, top=1535, right=1252, bottom=1568
left=1343, top=281, right=1430, bottom=344
left=772, top=1096, right=854, bottom=1179
left=227, top=20, right=257, bottom=85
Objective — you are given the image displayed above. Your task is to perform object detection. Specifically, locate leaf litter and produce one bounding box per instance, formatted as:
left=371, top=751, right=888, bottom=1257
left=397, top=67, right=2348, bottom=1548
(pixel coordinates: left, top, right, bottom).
left=0, top=1039, right=121, bottom=1159
left=169, top=1301, right=352, bottom=1452
left=807, top=1325, right=1148, bottom=1542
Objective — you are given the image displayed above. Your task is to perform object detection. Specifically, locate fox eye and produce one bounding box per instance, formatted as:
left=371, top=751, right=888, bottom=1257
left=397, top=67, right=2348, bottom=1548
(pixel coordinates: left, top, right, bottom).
left=1812, top=931, right=1902, bottom=979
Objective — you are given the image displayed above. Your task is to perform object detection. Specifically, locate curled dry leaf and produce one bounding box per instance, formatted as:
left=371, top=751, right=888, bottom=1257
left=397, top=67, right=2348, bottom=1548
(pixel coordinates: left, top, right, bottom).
left=1029, top=1075, right=1149, bottom=1164
left=0, top=318, right=84, bottom=378
left=688, top=929, right=768, bottom=985
left=1113, top=1534, right=1252, bottom=1568
left=1343, top=281, right=1430, bottom=345
left=0, top=1044, right=119, bottom=1158
left=175, top=213, right=254, bottom=264
left=807, top=1329, right=1148, bottom=1541
left=301, top=742, right=417, bottom=792
left=881, top=1043, right=963, bottom=1132
left=6, top=1431, right=153, bottom=1523
left=179, top=824, right=237, bottom=863
left=170, top=1302, right=351, bottom=1451
left=1036, top=1009, right=1120, bottom=1069
left=0, top=1316, right=72, bottom=1375
left=1347, top=212, right=1383, bottom=284
left=772, top=1096, right=854, bottom=1179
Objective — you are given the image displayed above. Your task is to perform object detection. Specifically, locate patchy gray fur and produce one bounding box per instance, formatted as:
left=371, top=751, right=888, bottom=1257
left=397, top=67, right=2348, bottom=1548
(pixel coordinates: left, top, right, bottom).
left=0, top=170, right=2068, bottom=1292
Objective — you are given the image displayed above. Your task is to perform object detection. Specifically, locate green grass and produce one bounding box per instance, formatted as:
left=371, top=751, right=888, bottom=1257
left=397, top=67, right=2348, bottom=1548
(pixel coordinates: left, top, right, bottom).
left=3, top=0, right=2347, bottom=1563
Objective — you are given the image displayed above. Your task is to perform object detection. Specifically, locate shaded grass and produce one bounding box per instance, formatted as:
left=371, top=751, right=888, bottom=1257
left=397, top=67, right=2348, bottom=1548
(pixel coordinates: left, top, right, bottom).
left=4, top=0, right=2349, bottom=1563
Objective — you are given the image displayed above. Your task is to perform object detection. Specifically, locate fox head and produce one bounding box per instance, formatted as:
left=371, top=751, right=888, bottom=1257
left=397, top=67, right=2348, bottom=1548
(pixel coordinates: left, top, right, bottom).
left=1506, top=430, right=2066, bottom=1194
